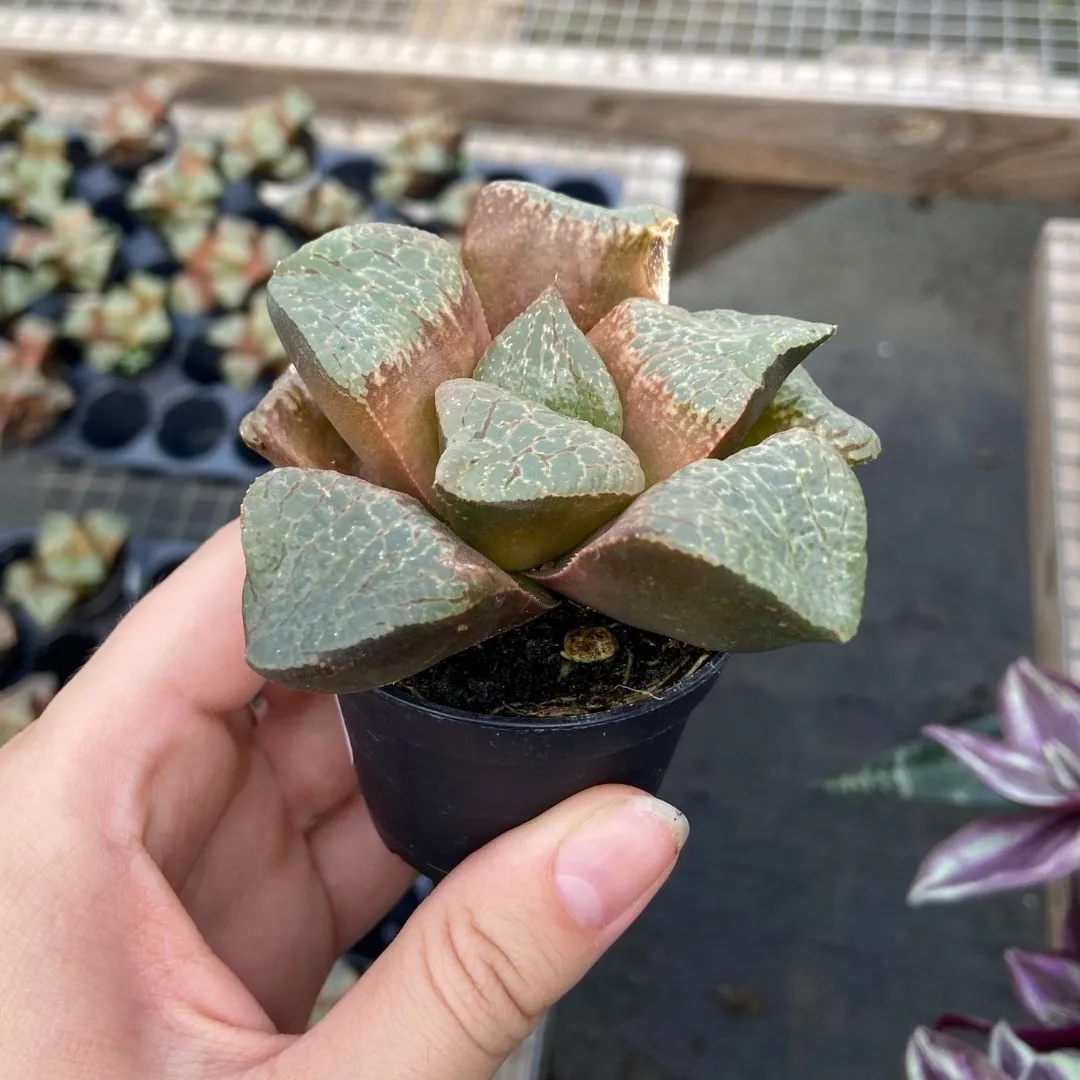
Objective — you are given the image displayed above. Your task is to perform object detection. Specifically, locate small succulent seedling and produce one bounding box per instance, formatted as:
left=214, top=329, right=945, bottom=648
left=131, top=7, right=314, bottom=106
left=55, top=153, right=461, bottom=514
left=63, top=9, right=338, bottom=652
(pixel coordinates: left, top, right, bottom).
left=0, top=672, right=58, bottom=746
left=238, top=180, right=879, bottom=695
left=0, top=74, right=40, bottom=139
left=372, top=114, right=464, bottom=206
left=207, top=289, right=288, bottom=390
left=7, top=201, right=121, bottom=293
left=88, top=73, right=181, bottom=167
left=258, top=175, right=369, bottom=238
left=2, top=510, right=128, bottom=631
left=0, top=263, right=57, bottom=323
left=219, top=88, right=316, bottom=183
left=0, top=315, right=74, bottom=445
left=170, top=217, right=295, bottom=315
left=127, top=137, right=225, bottom=257
left=0, top=120, right=72, bottom=221
left=64, top=272, right=171, bottom=375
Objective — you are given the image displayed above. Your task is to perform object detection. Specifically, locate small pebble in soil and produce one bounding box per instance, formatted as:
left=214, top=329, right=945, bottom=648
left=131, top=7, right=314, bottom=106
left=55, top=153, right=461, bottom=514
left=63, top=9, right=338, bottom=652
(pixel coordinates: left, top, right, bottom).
left=561, top=626, right=618, bottom=663
left=710, top=983, right=766, bottom=1019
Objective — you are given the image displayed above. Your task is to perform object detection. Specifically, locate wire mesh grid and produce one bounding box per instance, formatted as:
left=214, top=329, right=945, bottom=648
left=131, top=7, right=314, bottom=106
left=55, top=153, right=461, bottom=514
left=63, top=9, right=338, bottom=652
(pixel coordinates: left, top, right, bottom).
left=1, top=0, right=1077, bottom=106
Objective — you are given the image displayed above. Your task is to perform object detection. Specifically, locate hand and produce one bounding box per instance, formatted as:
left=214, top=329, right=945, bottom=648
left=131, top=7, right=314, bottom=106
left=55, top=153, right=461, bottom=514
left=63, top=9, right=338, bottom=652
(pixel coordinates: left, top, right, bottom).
left=0, top=522, right=689, bottom=1080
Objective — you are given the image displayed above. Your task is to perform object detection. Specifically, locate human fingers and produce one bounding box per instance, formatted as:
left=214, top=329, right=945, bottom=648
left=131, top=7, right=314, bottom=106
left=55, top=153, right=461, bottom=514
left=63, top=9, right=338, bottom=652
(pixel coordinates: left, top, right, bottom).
left=275, top=784, right=688, bottom=1080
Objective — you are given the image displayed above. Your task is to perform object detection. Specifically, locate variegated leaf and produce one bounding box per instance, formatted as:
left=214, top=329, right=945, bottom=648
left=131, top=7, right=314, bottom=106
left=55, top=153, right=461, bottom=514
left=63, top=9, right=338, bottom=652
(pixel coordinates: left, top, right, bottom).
left=239, top=366, right=363, bottom=475
left=461, top=180, right=676, bottom=335
left=906, top=1028, right=1007, bottom=1080
left=588, top=299, right=836, bottom=483
left=741, top=366, right=881, bottom=465
left=266, top=223, right=490, bottom=507
left=533, top=428, right=867, bottom=651
left=433, top=379, right=644, bottom=571
left=472, top=286, right=623, bottom=434
left=241, top=467, right=554, bottom=693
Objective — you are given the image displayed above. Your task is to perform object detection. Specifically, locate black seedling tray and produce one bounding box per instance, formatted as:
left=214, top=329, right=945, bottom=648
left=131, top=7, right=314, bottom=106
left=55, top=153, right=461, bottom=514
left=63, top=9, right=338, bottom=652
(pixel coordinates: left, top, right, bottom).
left=8, top=139, right=622, bottom=484
left=0, top=527, right=196, bottom=691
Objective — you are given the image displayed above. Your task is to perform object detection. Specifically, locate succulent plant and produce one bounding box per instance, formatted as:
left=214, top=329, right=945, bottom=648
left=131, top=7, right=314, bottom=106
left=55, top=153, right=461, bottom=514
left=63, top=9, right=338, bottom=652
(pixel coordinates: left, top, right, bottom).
left=207, top=289, right=288, bottom=390
left=218, top=88, right=315, bottom=184
left=258, top=175, right=369, bottom=237
left=0, top=263, right=57, bottom=323
left=170, top=217, right=294, bottom=315
left=372, top=114, right=464, bottom=206
left=64, top=272, right=171, bottom=375
left=0, top=672, right=58, bottom=747
left=237, top=180, right=878, bottom=695
left=0, top=74, right=40, bottom=139
left=0, top=314, right=73, bottom=445
left=1, top=510, right=128, bottom=631
left=7, top=201, right=121, bottom=292
left=908, top=1023, right=1080, bottom=1080
left=127, top=137, right=225, bottom=258
left=87, top=73, right=181, bottom=167
left=0, top=120, right=72, bottom=221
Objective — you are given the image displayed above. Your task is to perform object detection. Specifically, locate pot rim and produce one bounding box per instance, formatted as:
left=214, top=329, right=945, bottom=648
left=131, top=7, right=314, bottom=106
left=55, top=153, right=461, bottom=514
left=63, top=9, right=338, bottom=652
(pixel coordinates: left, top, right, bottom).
left=364, top=650, right=728, bottom=732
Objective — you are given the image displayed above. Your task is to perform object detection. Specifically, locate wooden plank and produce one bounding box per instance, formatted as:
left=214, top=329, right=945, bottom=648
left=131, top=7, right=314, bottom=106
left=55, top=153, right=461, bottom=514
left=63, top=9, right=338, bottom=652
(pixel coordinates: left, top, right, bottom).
left=1028, top=219, right=1080, bottom=946
left=2, top=17, right=1080, bottom=201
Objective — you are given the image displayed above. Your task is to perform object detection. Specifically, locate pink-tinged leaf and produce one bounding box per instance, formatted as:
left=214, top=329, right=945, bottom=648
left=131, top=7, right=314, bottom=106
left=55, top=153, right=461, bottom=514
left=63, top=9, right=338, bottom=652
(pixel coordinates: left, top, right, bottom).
left=532, top=429, right=866, bottom=652
left=588, top=299, right=836, bottom=483
left=906, top=1027, right=1007, bottom=1080
left=1006, top=950, right=1080, bottom=1027
left=923, top=724, right=1065, bottom=807
left=241, top=468, right=555, bottom=693
left=238, top=365, right=363, bottom=474
left=990, top=1023, right=1037, bottom=1077
left=1000, top=659, right=1080, bottom=762
left=908, top=810, right=1080, bottom=905
left=461, top=180, right=676, bottom=335
left=739, top=365, right=881, bottom=466
left=433, top=379, right=644, bottom=571
left=266, top=223, right=490, bottom=508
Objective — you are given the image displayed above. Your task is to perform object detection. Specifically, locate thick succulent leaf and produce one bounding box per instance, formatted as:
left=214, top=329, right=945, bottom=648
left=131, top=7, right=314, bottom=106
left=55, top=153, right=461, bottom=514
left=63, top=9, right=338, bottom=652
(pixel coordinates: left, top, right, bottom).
left=241, top=467, right=554, bottom=692
left=924, top=724, right=1070, bottom=808
left=266, top=223, right=490, bottom=507
left=908, top=810, right=1080, bottom=905
left=1006, top=950, right=1080, bottom=1027
left=533, top=429, right=866, bottom=652
left=989, top=1024, right=1037, bottom=1077
left=472, top=286, right=623, bottom=434
left=823, top=714, right=1007, bottom=806
left=461, top=180, right=676, bottom=335
left=589, top=299, right=836, bottom=483
left=433, top=379, right=644, bottom=572
left=239, top=365, right=363, bottom=475
left=1000, top=659, right=1080, bottom=762
left=906, top=1027, right=1006, bottom=1080
left=1030, top=1054, right=1080, bottom=1080
left=741, top=366, right=881, bottom=465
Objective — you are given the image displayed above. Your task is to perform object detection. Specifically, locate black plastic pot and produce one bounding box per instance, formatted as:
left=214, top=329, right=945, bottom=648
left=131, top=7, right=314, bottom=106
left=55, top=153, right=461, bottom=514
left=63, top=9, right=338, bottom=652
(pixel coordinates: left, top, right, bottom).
left=338, top=652, right=727, bottom=879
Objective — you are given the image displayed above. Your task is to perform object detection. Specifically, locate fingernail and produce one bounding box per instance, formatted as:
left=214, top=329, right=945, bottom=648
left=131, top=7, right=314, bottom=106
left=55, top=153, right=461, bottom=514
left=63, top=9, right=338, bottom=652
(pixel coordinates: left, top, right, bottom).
left=554, top=796, right=689, bottom=930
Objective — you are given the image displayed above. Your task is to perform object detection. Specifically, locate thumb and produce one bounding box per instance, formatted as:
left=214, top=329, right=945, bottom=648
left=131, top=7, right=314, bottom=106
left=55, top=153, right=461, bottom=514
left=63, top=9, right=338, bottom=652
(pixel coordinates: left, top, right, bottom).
left=279, top=784, right=688, bottom=1080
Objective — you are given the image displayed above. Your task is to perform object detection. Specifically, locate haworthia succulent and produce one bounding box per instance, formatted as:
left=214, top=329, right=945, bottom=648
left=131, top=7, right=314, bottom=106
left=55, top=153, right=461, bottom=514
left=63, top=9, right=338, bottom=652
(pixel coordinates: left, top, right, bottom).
left=589, top=300, right=836, bottom=484
left=472, top=286, right=623, bottom=434
left=266, top=223, right=491, bottom=507
left=533, top=429, right=867, bottom=652
left=823, top=714, right=1006, bottom=805
left=239, top=365, right=363, bottom=475
left=461, top=180, right=676, bottom=336
left=433, top=379, right=645, bottom=571
left=241, top=468, right=555, bottom=693
left=741, top=366, right=881, bottom=466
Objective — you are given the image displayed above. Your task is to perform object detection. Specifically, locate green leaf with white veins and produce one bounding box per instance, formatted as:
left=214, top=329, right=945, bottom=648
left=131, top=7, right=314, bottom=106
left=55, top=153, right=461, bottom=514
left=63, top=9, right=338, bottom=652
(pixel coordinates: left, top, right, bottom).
left=740, top=366, right=881, bottom=465
left=589, top=299, right=836, bottom=484
left=266, top=223, right=490, bottom=508
left=241, top=467, right=555, bottom=693
left=532, top=429, right=867, bottom=651
left=473, top=286, right=623, bottom=435
left=433, top=379, right=645, bottom=572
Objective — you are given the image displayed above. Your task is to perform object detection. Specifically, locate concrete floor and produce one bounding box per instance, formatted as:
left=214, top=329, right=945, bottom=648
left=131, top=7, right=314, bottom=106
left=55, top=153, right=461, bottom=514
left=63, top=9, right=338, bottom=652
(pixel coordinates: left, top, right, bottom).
left=550, top=192, right=1071, bottom=1080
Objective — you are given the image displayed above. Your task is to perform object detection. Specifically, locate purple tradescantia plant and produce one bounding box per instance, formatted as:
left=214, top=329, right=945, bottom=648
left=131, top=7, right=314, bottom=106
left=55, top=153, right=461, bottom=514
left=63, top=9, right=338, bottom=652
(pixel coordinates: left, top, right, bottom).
left=909, top=659, right=1080, bottom=905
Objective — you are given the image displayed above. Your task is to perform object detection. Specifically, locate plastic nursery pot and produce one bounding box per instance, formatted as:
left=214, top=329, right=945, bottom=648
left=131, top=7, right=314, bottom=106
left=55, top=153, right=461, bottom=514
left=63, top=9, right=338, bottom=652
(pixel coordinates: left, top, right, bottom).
left=338, top=652, right=727, bottom=880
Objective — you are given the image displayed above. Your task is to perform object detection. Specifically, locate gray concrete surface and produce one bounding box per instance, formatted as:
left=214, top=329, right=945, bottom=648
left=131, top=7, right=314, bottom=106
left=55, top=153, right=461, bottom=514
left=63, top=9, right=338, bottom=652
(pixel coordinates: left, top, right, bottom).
left=550, top=192, right=1070, bottom=1080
